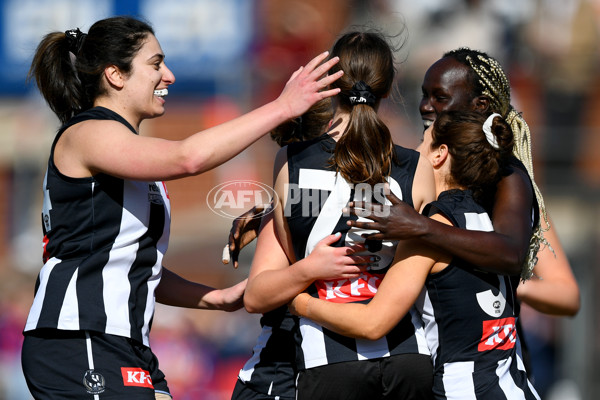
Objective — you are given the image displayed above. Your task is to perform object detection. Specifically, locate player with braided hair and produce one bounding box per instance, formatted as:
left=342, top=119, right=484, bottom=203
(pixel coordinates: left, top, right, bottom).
left=447, top=48, right=548, bottom=279
left=348, top=47, right=579, bottom=318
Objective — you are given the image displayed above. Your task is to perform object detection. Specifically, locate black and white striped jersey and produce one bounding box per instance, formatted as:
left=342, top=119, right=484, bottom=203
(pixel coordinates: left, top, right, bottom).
left=24, top=107, right=171, bottom=347
left=416, top=189, right=540, bottom=399
left=286, top=134, right=430, bottom=370
left=236, top=306, right=298, bottom=399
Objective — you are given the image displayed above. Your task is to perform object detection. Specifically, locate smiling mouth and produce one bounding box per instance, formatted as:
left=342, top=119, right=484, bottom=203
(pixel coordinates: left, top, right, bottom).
left=154, top=89, right=168, bottom=97
left=423, top=119, right=433, bottom=128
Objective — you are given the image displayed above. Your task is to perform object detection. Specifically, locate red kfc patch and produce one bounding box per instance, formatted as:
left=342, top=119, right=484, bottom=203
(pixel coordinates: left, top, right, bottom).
left=478, top=317, right=517, bottom=351
left=315, top=272, right=384, bottom=303
left=121, top=367, right=154, bottom=388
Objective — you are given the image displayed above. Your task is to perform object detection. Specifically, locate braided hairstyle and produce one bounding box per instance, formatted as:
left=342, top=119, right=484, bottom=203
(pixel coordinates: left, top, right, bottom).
left=443, top=47, right=550, bottom=280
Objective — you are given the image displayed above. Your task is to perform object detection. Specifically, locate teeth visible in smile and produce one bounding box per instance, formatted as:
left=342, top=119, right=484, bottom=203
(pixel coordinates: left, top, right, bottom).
left=423, top=120, right=433, bottom=127
left=154, top=89, right=168, bottom=97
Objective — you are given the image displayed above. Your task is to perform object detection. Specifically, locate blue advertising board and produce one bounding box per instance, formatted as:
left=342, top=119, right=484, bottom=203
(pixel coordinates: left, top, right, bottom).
left=0, top=0, right=254, bottom=96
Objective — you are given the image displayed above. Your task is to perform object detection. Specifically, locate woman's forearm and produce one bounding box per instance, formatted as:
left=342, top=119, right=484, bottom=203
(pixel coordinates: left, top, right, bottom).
left=156, top=267, right=245, bottom=311
left=244, top=258, right=318, bottom=314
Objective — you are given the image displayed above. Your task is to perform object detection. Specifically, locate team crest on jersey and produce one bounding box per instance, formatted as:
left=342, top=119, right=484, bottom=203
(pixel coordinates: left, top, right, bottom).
left=121, top=367, right=154, bottom=388
left=83, top=369, right=106, bottom=394
left=148, top=183, right=164, bottom=205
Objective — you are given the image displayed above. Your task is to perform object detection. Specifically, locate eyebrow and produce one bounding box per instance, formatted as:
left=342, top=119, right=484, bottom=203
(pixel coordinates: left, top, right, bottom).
left=148, top=53, right=165, bottom=63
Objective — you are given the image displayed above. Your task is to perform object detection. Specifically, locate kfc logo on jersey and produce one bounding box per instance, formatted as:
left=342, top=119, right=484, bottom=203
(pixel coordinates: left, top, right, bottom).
left=316, top=273, right=383, bottom=303
left=478, top=317, right=517, bottom=351
left=121, top=367, right=154, bottom=388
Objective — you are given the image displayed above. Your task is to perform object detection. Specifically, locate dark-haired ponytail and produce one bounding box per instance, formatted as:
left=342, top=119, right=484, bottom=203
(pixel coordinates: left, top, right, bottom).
left=28, top=16, right=154, bottom=125
left=27, top=31, right=85, bottom=124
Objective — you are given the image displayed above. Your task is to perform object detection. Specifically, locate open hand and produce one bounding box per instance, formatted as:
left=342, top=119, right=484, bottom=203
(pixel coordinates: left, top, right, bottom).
left=276, top=51, right=343, bottom=120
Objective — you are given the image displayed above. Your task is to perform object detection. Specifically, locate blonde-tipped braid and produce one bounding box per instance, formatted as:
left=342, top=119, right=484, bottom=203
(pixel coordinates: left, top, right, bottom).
left=466, top=52, right=552, bottom=281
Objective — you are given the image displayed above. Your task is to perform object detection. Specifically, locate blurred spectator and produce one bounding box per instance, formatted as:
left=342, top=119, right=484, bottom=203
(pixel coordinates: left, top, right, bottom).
left=250, top=0, right=352, bottom=104
left=523, top=0, right=600, bottom=188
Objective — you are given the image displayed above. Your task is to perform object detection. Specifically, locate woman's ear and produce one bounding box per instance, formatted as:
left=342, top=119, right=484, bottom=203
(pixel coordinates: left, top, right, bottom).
left=431, top=144, right=449, bottom=169
left=104, top=65, right=124, bottom=89
left=473, top=96, right=490, bottom=113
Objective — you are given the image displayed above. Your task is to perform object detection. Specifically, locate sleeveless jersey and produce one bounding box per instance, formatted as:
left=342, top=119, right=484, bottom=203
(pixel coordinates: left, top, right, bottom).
left=24, top=107, right=171, bottom=347
left=286, top=134, right=429, bottom=370
left=236, top=306, right=297, bottom=399
left=416, top=189, right=540, bottom=399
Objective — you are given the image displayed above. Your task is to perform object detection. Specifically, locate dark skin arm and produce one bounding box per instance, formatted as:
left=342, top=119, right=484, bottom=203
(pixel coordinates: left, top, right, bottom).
left=347, top=168, right=533, bottom=275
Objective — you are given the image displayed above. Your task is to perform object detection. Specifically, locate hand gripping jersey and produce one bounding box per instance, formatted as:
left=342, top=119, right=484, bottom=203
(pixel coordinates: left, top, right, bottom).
left=416, top=189, right=540, bottom=400
left=286, top=134, right=429, bottom=370
left=24, top=107, right=171, bottom=347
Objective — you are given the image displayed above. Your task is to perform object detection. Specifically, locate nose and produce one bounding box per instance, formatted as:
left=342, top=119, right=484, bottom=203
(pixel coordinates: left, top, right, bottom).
left=419, top=96, right=433, bottom=116
left=162, top=64, right=176, bottom=85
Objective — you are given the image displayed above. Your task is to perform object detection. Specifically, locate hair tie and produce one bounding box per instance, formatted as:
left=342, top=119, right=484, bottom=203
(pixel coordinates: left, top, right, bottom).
left=482, top=113, right=501, bottom=150
left=348, top=81, right=376, bottom=107
left=65, top=28, right=87, bottom=55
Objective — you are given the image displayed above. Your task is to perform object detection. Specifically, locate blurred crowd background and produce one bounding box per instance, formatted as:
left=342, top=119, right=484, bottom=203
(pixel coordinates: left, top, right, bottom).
left=0, top=0, right=598, bottom=399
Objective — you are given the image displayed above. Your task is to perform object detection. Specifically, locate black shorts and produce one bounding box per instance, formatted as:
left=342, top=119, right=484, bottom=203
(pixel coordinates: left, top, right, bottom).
left=22, top=329, right=171, bottom=399
left=231, top=378, right=295, bottom=400
left=296, top=353, right=433, bottom=400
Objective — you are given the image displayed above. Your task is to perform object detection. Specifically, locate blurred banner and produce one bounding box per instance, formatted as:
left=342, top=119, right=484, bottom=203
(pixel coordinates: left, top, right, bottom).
left=0, top=0, right=254, bottom=95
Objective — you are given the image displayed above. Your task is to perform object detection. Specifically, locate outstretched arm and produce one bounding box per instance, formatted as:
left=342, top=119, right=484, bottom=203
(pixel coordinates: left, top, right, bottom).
left=66, top=52, right=343, bottom=182
left=517, top=215, right=580, bottom=316
left=347, top=168, right=533, bottom=275
left=156, top=267, right=246, bottom=312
